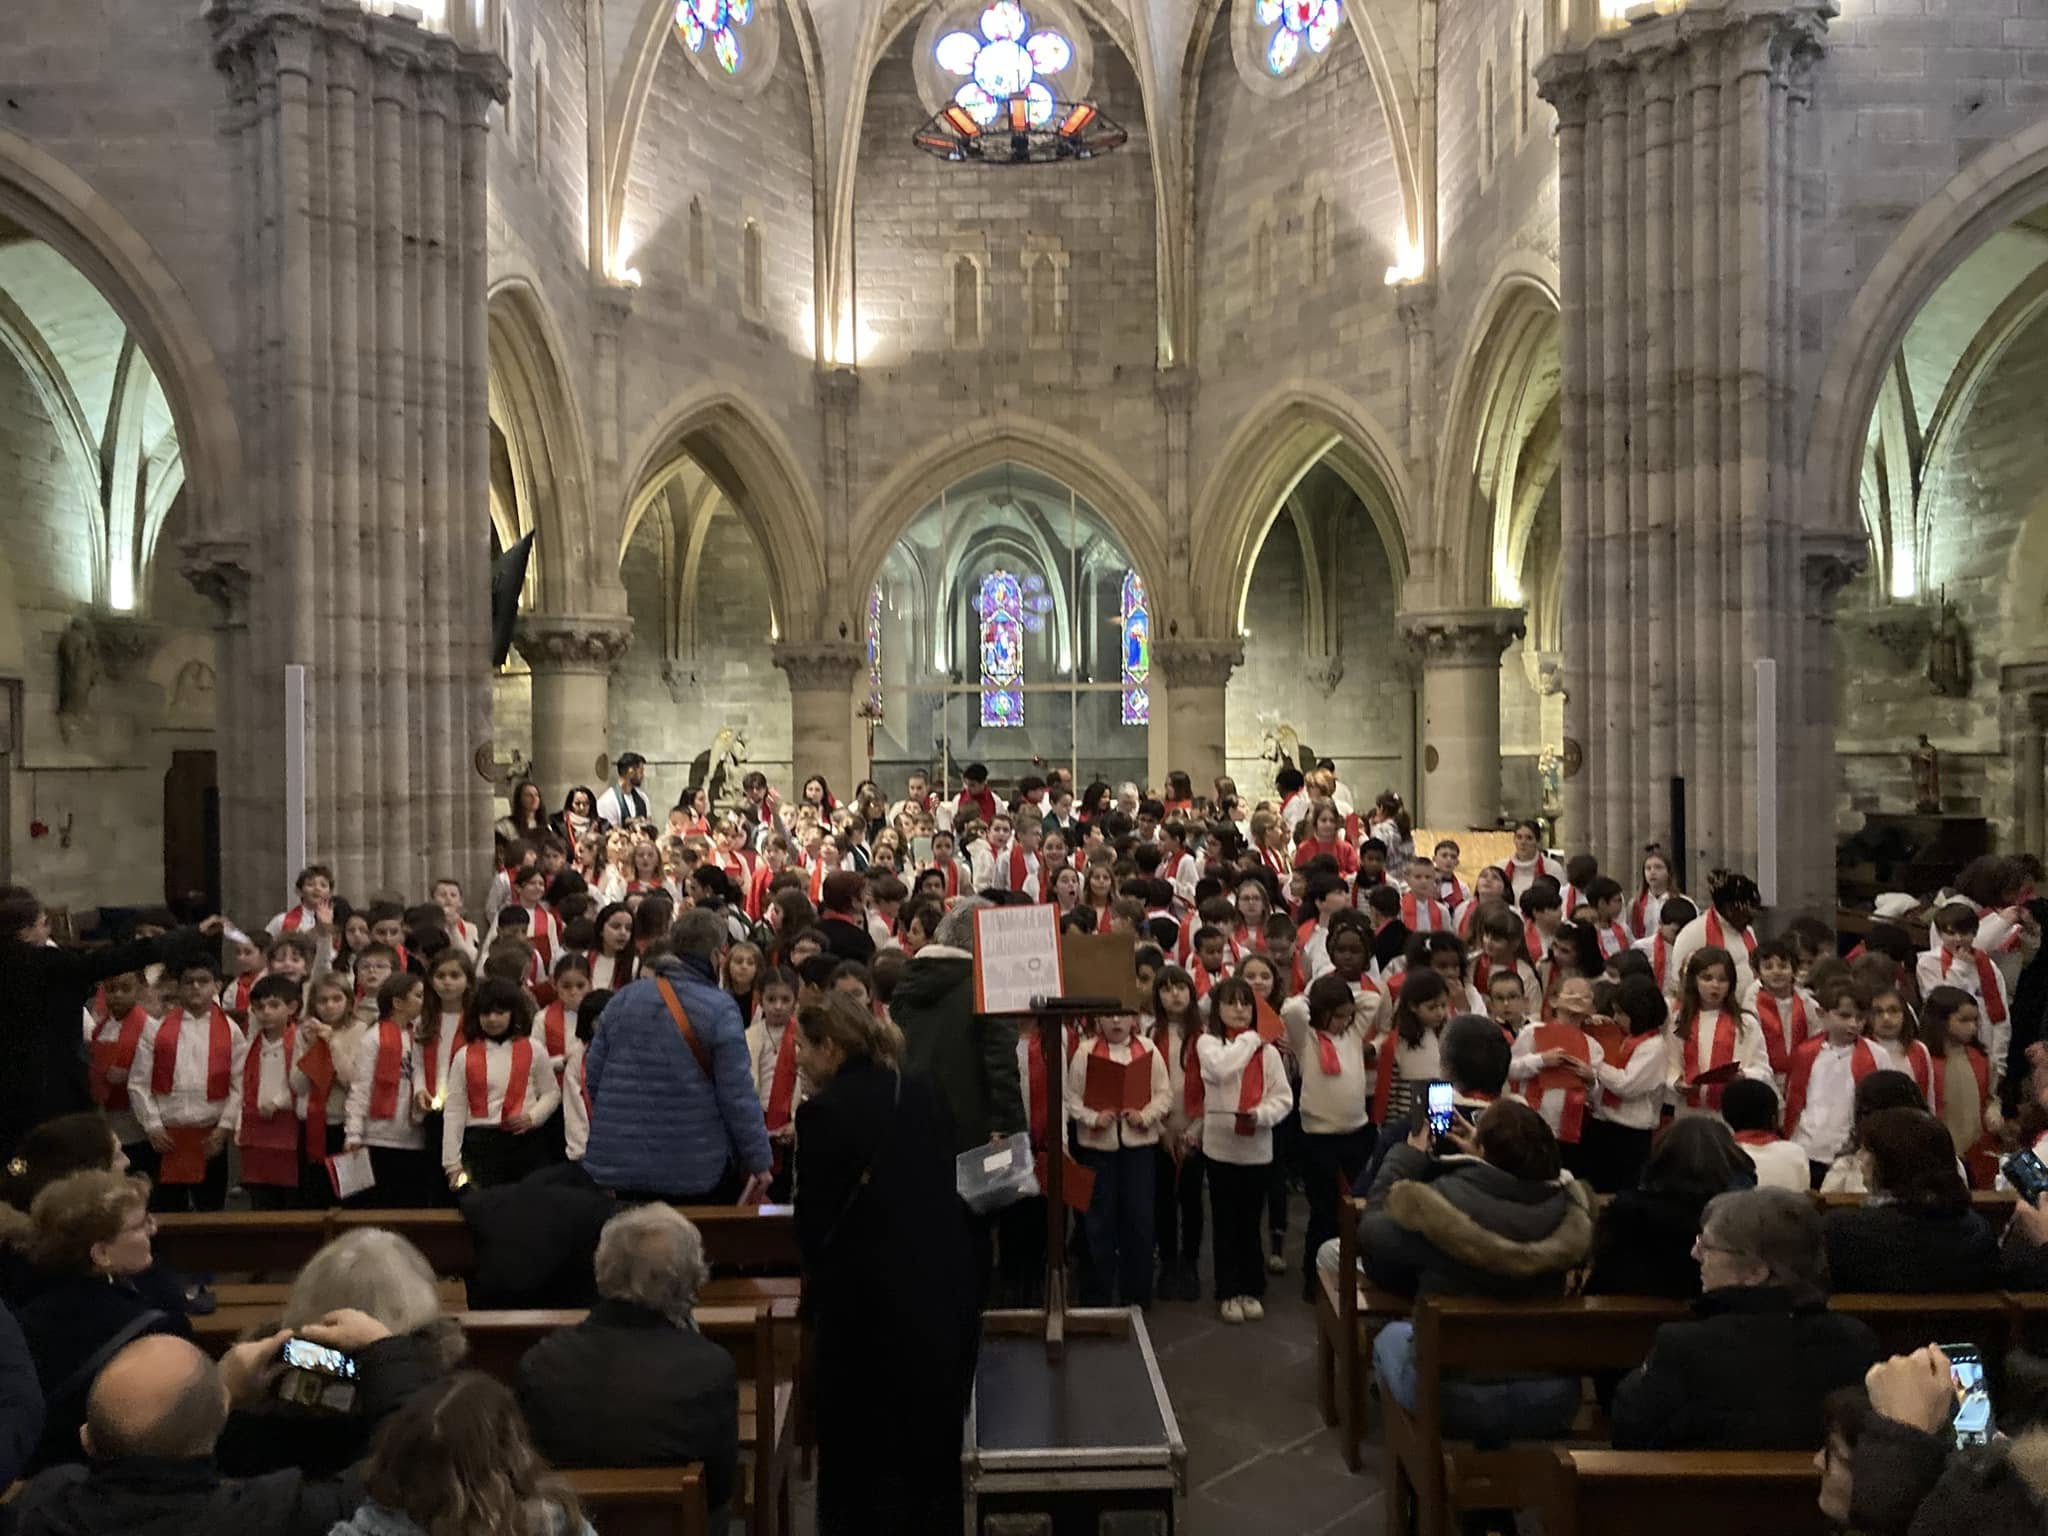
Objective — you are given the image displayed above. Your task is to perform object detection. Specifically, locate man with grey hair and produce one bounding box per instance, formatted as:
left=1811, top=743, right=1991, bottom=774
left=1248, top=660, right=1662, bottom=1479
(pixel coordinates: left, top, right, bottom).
left=515, top=1205, right=738, bottom=1515
left=1612, top=1186, right=1881, bottom=1451
left=583, top=907, right=772, bottom=1204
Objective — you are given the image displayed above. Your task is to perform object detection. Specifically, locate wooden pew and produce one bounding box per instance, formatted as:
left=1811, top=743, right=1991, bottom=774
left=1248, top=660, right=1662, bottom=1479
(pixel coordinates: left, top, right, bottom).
left=562, top=1465, right=713, bottom=1536
left=1312, top=1194, right=1408, bottom=1472
left=1545, top=1448, right=1827, bottom=1536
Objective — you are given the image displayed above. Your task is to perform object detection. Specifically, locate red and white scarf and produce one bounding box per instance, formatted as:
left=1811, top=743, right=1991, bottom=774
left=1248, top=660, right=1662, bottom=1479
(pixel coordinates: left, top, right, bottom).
left=90, top=1007, right=151, bottom=1116
left=1942, top=947, right=2008, bottom=1026
left=1521, top=1021, right=1591, bottom=1143
left=465, top=1036, right=534, bottom=1121
left=1400, top=891, right=1449, bottom=933
left=1677, top=1008, right=1741, bottom=1110
left=367, top=1020, right=408, bottom=1120
left=1629, top=888, right=1667, bottom=940
left=152, top=1006, right=234, bottom=1101
left=1783, top=1035, right=1878, bottom=1138
left=237, top=1027, right=301, bottom=1186
left=1704, top=909, right=1756, bottom=959
left=1753, top=989, right=1811, bottom=1078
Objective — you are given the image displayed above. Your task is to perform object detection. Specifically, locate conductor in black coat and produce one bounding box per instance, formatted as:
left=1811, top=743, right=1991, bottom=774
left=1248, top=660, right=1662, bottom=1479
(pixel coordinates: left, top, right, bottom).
left=0, top=887, right=221, bottom=1160
left=793, top=992, right=978, bottom=1536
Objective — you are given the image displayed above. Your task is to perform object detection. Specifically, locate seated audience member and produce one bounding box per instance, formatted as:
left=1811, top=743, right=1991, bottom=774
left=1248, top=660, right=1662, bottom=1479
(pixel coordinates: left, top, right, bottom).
left=1819, top=1070, right=1932, bottom=1194
left=332, top=1372, right=595, bottom=1536
left=4, top=1170, right=191, bottom=1470
left=1815, top=1385, right=1873, bottom=1532
left=515, top=1203, right=739, bottom=1517
left=0, top=1304, right=43, bottom=1488
left=11, top=1309, right=425, bottom=1536
left=216, top=1228, right=462, bottom=1479
left=1358, top=1100, right=1594, bottom=1443
left=1612, top=1187, right=1882, bottom=1449
left=1822, top=1107, right=1999, bottom=1293
left=458, top=1160, right=613, bottom=1309
left=1586, top=1117, right=1757, bottom=1299
left=0, top=1113, right=187, bottom=1312
left=1849, top=1344, right=2048, bottom=1535
left=1719, top=1077, right=1813, bottom=1193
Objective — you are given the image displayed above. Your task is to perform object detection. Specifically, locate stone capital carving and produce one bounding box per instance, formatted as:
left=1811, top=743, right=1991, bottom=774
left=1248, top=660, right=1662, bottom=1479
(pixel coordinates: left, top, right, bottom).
left=514, top=614, right=633, bottom=672
left=1538, top=0, right=1836, bottom=99
left=1799, top=530, right=1869, bottom=619
left=1153, top=636, right=1244, bottom=689
left=1395, top=280, right=1437, bottom=337
left=1153, top=365, right=1198, bottom=417
left=772, top=641, right=864, bottom=690
left=1399, top=606, right=1527, bottom=665
left=89, top=614, right=164, bottom=681
left=816, top=366, right=860, bottom=413
left=210, top=0, right=509, bottom=103
left=180, top=537, right=254, bottom=627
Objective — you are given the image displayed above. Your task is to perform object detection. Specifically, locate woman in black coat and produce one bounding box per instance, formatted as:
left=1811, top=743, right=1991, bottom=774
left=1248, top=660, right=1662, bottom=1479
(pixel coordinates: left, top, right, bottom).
left=0, top=886, right=219, bottom=1161
left=1824, top=1107, right=1999, bottom=1293
left=1586, top=1116, right=1757, bottom=1298
left=794, top=992, right=978, bottom=1535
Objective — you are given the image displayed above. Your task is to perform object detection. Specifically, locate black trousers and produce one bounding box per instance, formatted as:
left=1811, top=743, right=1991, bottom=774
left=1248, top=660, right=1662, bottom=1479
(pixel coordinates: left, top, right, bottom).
left=1575, top=1117, right=1654, bottom=1195
left=356, top=1145, right=441, bottom=1208
left=1154, top=1143, right=1204, bottom=1271
left=1300, top=1125, right=1375, bottom=1288
left=1206, top=1158, right=1270, bottom=1302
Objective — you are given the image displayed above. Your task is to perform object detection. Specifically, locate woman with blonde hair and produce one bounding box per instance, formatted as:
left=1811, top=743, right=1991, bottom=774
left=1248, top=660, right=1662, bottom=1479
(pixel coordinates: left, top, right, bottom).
left=8, top=1170, right=190, bottom=1470
left=332, top=1372, right=592, bottom=1536
left=794, top=991, right=976, bottom=1534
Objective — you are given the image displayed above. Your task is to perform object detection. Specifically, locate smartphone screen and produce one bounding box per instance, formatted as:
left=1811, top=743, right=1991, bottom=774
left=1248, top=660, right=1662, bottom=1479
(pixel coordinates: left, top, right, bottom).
left=1426, top=1081, right=1456, bottom=1138
left=2004, top=1150, right=2048, bottom=1204
left=1943, top=1344, right=1994, bottom=1447
left=280, top=1337, right=358, bottom=1380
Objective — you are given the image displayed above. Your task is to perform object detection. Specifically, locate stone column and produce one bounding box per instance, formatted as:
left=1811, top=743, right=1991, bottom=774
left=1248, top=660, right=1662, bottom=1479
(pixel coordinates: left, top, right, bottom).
left=1153, top=367, right=1198, bottom=789
left=2012, top=689, right=2048, bottom=859
left=774, top=643, right=862, bottom=793
left=1538, top=1, right=1835, bottom=889
left=1401, top=608, right=1526, bottom=832
left=1155, top=638, right=1242, bottom=794
left=817, top=367, right=859, bottom=630
left=180, top=540, right=257, bottom=916
left=515, top=616, right=632, bottom=806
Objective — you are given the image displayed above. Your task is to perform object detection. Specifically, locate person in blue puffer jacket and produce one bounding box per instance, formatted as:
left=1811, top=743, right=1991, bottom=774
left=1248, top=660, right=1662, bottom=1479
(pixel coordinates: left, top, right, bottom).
left=582, top=909, right=772, bottom=1204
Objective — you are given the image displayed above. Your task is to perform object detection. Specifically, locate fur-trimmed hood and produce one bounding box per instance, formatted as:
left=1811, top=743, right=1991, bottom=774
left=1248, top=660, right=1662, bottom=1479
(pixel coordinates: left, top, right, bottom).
left=1383, top=1168, right=1595, bottom=1279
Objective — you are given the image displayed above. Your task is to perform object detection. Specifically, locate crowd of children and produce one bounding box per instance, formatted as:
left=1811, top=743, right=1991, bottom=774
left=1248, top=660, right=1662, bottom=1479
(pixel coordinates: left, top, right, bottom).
left=70, top=759, right=2046, bottom=1327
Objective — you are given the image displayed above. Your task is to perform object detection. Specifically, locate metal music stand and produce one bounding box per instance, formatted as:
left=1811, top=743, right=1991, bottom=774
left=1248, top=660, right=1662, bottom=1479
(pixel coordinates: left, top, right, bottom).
left=1019, top=992, right=1123, bottom=1360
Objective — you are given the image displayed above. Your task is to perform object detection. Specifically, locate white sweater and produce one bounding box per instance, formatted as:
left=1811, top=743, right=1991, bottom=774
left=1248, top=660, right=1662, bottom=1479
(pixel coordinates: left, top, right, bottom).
left=1280, top=998, right=1370, bottom=1135
left=344, top=1026, right=428, bottom=1151
left=441, top=1036, right=561, bottom=1175
left=1064, top=1035, right=1172, bottom=1151
left=1195, top=1032, right=1294, bottom=1166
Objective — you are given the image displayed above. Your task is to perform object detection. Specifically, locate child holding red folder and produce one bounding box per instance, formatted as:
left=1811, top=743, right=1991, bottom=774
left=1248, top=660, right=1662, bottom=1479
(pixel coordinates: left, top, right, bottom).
left=1066, top=1013, right=1171, bottom=1308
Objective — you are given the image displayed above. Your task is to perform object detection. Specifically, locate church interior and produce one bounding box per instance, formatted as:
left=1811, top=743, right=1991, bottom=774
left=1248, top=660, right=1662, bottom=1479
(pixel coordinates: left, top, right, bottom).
left=6, top=0, right=2048, bottom=1529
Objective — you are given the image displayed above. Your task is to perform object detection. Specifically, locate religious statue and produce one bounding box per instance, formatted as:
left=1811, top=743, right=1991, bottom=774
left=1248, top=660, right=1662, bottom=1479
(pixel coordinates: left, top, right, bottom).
left=1927, top=594, right=1971, bottom=698
left=56, top=616, right=99, bottom=728
left=1255, top=719, right=1318, bottom=796
left=687, top=728, right=749, bottom=812
left=1912, top=734, right=1942, bottom=814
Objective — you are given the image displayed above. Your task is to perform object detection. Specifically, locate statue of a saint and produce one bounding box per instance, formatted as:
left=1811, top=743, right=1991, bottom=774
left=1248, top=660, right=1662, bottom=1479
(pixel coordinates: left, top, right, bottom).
left=1912, top=733, right=1941, bottom=814
left=1928, top=596, right=1971, bottom=697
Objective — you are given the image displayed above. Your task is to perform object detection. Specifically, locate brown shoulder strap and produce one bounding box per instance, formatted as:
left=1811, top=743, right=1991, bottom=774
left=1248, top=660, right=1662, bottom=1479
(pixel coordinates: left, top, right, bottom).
left=656, top=977, right=715, bottom=1080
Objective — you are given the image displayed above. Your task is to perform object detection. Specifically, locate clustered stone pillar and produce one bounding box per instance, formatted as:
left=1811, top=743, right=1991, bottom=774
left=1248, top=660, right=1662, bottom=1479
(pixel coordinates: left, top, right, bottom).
left=1156, top=638, right=1242, bottom=798
left=1401, top=608, right=1526, bottom=832
left=2008, top=685, right=2048, bottom=858
left=207, top=0, right=506, bottom=916
left=773, top=643, right=863, bottom=796
left=515, top=617, right=633, bottom=808
left=1538, top=0, right=1847, bottom=916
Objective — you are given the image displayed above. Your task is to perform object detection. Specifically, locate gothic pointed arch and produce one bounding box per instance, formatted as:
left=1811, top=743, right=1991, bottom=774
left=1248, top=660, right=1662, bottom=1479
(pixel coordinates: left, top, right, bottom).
left=487, top=278, right=597, bottom=614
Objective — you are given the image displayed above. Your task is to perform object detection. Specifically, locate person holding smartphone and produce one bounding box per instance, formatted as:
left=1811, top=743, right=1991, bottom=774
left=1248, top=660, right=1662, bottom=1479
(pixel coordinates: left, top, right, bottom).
left=1848, top=1341, right=2048, bottom=1534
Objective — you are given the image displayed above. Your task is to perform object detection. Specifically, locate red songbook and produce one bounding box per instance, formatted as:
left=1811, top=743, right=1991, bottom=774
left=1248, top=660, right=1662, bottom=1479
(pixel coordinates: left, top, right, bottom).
left=1585, top=1018, right=1626, bottom=1057
left=159, top=1126, right=210, bottom=1185
left=1034, top=1151, right=1095, bottom=1213
left=1255, top=996, right=1285, bottom=1044
left=1685, top=1060, right=1743, bottom=1089
left=1082, top=1052, right=1154, bottom=1114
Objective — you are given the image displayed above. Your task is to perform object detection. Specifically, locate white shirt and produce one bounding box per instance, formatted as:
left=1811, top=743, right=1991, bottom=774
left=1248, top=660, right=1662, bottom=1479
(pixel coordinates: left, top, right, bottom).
left=1280, top=998, right=1370, bottom=1135
left=596, top=782, right=652, bottom=827
left=240, top=1030, right=302, bottom=1122
left=345, top=1027, right=428, bottom=1150
left=1194, top=1032, right=1294, bottom=1166
left=85, top=1008, right=153, bottom=1146
left=441, top=1037, right=561, bottom=1175
left=1590, top=1033, right=1670, bottom=1131
left=1742, top=1137, right=1813, bottom=1192
left=291, top=1020, right=364, bottom=1127
left=130, top=1009, right=248, bottom=1135
left=564, top=1038, right=591, bottom=1161
left=588, top=953, right=631, bottom=993
left=746, top=1016, right=806, bottom=1121
left=1790, top=1040, right=1862, bottom=1162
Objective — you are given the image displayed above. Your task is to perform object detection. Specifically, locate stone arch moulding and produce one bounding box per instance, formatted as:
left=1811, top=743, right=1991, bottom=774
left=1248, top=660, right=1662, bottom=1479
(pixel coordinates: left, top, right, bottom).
left=487, top=277, right=598, bottom=614
left=846, top=415, right=1171, bottom=634
left=0, top=128, right=243, bottom=549
left=617, top=384, right=828, bottom=642
left=1433, top=253, right=1562, bottom=610
left=1188, top=381, right=1413, bottom=639
left=1804, top=116, right=2048, bottom=544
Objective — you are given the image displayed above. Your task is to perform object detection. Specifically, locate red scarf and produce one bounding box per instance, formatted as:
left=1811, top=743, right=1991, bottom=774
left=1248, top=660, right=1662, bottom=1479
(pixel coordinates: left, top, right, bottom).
left=1595, top=921, right=1629, bottom=958
left=466, top=1036, right=534, bottom=1120
left=1732, top=1129, right=1781, bottom=1149
left=1678, top=1008, right=1741, bottom=1110
left=1259, top=845, right=1290, bottom=881
left=90, top=1007, right=150, bottom=1115
left=1181, top=1028, right=1205, bottom=1121
left=1783, top=1035, right=1878, bottom=1137
left=1599, top=1030, right=1654, bottom=1112
left=1457, top=901, right=1481, bottom=942
left=152, top=1006, right=234, bottom=1101
left=804, top=860, right=829, bottom=904
left=762, top=1021, right=799, bottom=1134
left=237, top=1027, right=301, bottom=1185
left=1227, top=1025, right=1265, bottom=1133
left=422, top=1014, right=460, bottom=1102
left=1630, top=889, right=1664, bottom=939
left=1311, top=1026, right=1343, bottom=1077
left=1943, top=947, right=2008, bottom=1026
left=297, top=1033, right=336, bottom=1157
left=1650, top=933, right=1670, bottom=990
left=225, top=972, right=260, bottom=1015
left=1400, top=891, right=1448, bottom=932
left=746, top=863, right=779, bottom=920
left=1704, top=909, right=1756, bottom=958
left=1896, top=1038, right=1934, bottom=1101
left=1007, top=846, right=1039, bottom=899
left=1524, top=921, right=1547, bottom=966
left=1753, top=989, right=1811, bottom=1078
left=280, top=904, right=313, bottom=932
left=1027, top=1025, right=1052, bottom=1145
left=540, top=1002, right=569, bottom=1061
left=1522, top=1021, right=1591, bottom=1143
left=368, top=1020, right=407, bottom=1120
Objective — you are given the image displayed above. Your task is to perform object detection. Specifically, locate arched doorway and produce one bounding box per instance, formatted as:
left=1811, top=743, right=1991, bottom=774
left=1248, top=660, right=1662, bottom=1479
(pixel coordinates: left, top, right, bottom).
left=867, top=462, right=1153, bottom=790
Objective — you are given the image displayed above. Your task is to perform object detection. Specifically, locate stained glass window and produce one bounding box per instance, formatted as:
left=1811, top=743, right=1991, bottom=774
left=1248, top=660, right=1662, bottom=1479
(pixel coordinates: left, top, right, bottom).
left=976, top=570, right=1026, bottom=728
left=1255, top=0, right=1341, bottom=77
left=1119, top=570, right=1150, bottom=726
left=865, top=583, right=884, bottom=717
left=935, top=3, right=1074, bottom=130
left=674, top=0, right=750, bottom=74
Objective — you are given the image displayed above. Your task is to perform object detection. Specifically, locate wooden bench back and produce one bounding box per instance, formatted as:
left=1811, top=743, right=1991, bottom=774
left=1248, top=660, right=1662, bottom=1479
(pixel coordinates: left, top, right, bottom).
left=562, top=1465, right=712, bottom=1536
left=1548, top=1449, right=1827, bottom=1536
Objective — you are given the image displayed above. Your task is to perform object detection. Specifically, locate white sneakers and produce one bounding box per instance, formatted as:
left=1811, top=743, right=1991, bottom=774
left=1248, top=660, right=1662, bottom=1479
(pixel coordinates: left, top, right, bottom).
left=1266, top=1253, right=1287, bottom=1274
left=1218, top=1296, right=1265, bottom=1323
left=1241, top=1298, right=1265, bottom=1321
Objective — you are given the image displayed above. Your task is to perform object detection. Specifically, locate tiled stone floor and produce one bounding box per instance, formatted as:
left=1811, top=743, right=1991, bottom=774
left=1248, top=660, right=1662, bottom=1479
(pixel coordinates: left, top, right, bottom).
left=782, top=1195, right=1382, bottom=1534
